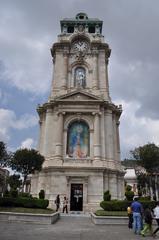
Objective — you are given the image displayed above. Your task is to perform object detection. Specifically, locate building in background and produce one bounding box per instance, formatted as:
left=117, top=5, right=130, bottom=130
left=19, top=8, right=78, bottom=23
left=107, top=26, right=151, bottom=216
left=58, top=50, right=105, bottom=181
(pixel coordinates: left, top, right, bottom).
left=31, top=13, right=125, bottom=211
left=124, top=168, right=138, bottom=194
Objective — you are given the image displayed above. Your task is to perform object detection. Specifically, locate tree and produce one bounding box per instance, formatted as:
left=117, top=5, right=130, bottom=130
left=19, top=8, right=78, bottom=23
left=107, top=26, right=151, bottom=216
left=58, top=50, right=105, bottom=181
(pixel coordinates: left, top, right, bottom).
left=0, top=141, right=11, bottom=167
left=131, top=143, right=159, bottom=200
left=125, top=184, right=134, bottom=201
left=7, top=174, right=22, bottom=190
left=130, top=143, right=159, bottom=173
left=10, top=148, right=45, bottom=190
left=0, top=173, right=5, bottom=195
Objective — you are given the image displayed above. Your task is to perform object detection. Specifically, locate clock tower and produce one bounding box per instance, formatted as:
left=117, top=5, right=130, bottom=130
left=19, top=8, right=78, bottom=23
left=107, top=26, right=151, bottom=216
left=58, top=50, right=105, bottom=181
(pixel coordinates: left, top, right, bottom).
left=31, top=13, right=124, bottom=211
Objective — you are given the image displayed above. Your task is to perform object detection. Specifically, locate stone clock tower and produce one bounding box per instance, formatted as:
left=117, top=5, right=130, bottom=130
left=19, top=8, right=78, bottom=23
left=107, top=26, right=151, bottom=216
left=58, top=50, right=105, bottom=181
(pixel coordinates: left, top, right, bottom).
left=31, top=13, right=124, bottom=211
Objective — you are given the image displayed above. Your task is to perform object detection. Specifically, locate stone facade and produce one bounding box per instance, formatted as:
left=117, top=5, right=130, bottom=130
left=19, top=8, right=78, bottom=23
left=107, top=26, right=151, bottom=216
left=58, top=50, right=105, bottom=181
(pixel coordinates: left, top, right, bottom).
left=31, top=13, right=125, bottom=212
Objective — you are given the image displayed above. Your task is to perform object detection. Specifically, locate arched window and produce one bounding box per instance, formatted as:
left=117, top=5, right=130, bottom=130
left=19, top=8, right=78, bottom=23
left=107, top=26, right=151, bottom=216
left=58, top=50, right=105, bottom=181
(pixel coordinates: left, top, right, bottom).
left=67, top=121, right=90, bottom=158
left=74, top=67, right=86, bottom=88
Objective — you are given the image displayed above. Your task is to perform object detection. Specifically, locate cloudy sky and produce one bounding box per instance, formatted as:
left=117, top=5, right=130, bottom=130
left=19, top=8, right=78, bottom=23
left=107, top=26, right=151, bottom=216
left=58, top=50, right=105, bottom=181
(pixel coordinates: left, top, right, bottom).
left=0, top=0, right=159, bottom=159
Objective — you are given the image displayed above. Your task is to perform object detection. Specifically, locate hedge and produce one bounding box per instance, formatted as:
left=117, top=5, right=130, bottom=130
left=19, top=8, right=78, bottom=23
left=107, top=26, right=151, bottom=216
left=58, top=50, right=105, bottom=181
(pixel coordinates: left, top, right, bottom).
left=0, top=197, right=49, bottom=209
left=100, top=200, right=156, bottom=211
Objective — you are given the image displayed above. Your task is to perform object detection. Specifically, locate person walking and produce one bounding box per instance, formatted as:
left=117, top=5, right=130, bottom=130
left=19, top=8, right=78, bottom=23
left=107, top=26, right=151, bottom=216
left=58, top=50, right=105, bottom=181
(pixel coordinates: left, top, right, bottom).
left=55, top=194, right=60, bottom=212
left=152, top=201, right=159, bottom=238
left=141, top=205, right=153, bottom=237
left=131, top=196, right=143, bottom=234
left=63, top=196, right=68, bottom=214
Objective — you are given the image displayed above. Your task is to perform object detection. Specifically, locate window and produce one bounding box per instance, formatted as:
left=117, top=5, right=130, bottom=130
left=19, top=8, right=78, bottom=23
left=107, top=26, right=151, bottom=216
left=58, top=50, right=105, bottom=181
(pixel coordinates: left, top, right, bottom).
left=89, top=26, right=95, bottom=33
left=74, top=67, right=86, bottom=88
left=68, top=26, right=74, bottom=33
left=67, top=121, right=90, bottom=158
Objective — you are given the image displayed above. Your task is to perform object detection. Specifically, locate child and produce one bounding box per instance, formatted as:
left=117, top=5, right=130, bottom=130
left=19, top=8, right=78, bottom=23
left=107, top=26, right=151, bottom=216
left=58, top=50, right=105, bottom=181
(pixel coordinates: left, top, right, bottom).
left=127, top=205, right=133, bottom=229
left=141, top=206, right=153, bottom=237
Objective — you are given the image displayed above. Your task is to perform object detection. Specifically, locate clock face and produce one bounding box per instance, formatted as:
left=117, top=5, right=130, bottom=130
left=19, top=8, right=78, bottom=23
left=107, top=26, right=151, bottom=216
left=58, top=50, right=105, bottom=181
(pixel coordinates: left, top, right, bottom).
left=73, top=41, right=88, bottom=52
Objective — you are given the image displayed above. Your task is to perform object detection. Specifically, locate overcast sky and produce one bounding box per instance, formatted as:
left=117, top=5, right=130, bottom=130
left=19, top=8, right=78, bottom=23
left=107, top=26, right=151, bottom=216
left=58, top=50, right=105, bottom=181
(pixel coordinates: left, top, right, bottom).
left=0, top=0, right=159, bottom=159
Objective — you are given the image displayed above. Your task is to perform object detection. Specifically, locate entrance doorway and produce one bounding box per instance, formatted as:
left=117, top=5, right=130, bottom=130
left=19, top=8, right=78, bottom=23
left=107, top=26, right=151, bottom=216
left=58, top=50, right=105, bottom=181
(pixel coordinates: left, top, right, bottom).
left=70, top=184, right=83, bottom=211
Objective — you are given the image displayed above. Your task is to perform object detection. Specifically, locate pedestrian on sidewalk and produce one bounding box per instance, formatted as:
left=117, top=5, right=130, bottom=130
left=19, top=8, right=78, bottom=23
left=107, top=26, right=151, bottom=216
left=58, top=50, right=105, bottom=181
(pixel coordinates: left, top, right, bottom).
left=152, top=201, right=159, bottom=238
left=141, top=205, right=153, bottom=237
left=131, top=196, right=143, bottom=234
left=63, top=196, right=68, bottom=214
left=55, top=194, right=60, bottom=212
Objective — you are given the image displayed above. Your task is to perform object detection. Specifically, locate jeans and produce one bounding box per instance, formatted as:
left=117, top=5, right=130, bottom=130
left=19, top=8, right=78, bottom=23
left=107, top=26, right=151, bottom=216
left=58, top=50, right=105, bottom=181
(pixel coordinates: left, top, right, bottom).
left=133, top=212, right=142, bottom=234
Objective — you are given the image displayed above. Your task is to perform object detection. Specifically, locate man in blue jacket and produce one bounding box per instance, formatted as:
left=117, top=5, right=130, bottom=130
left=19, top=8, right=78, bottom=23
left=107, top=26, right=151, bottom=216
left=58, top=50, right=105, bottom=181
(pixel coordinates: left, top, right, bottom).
left=131, top=196, right=143, bottom=234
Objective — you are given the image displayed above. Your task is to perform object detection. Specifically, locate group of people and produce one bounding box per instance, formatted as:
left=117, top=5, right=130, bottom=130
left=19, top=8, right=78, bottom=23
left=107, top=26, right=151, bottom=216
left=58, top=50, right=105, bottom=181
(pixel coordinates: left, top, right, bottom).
left=55, top=194, right=68, bottom=213
left=127, top=196, right=159, bottom=237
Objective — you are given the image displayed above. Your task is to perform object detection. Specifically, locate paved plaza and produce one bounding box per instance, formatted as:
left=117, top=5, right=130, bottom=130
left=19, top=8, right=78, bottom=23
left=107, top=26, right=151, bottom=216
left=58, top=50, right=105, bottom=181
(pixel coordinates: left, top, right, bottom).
left=0, top=215, right=157, bottom=240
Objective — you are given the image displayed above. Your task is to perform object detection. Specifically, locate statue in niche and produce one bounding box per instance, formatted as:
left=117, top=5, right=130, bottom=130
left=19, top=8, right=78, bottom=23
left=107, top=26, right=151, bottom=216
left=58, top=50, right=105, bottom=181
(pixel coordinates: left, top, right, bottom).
left=75, top=67, right=86, bottom=88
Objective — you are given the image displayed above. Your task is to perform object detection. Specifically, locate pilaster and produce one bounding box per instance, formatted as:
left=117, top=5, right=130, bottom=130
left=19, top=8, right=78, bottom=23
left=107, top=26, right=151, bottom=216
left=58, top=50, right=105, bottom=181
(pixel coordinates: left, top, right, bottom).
left=104, top=109, right=114, bottom=161
left=93, top=112, right=101, bottom=160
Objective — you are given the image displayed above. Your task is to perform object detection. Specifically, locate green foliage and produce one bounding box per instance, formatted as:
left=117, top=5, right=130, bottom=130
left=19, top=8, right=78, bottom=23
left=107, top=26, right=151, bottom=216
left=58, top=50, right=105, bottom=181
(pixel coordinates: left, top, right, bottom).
left=95, top=210, right=127, bottom=216
left=103, top=190, right=111, bottom=201
left=0, top=173, right=5, bottom=186
left=11, top=148, right=45, bottom=187
left=39, top=189, right=45, bottom=199
left=100, top=200, right=156, bottom=211
left=130, top=143, right=159, bottom=173
left=100, top=200, right=130, bottom=211
left=7, top=174, right=22, bottom=190
left=0, top=141, right=11, bottom=168
left=3, top=189, right=9, bottom=197
left=18, top=192, right=32, bottom=198
left=125, top=190, right=134, bottom=201
left=0, top=197, right=49, bottom=209
left=10, top=189, right=18, bottom=198
left=126, top=185, right=132, bottom=191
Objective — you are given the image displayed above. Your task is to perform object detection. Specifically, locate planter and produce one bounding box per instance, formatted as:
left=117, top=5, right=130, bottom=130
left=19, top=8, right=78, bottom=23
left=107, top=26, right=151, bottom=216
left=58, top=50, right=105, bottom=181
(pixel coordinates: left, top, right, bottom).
left=91, top=212, right=128, bottom=225
left=0, top=211, right=59, bottom=224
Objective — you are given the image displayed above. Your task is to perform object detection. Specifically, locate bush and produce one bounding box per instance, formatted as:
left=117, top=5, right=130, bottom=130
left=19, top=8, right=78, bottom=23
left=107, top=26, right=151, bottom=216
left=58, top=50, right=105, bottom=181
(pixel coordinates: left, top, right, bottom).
left=19, top=192, right=32, bottom=198
left=126, top=185, right=132, bottom=191
left=39, top=189, right=45, bottom=199
left=10, top=189, right=18, bottom=198
left=3, top=190, right=10, bottom=197
left=125, top=190, right=134, bottom=201
left=103, top=190, right=111, bottom=201
left=0, top=197, right=16, bottom=207
left=34, top=199, right=49, bottom=209
left=0, top=197, right=49, bottom=209
left=100, top=200, right=130, bottom=211
left=100, top=200, right=156, bottom=211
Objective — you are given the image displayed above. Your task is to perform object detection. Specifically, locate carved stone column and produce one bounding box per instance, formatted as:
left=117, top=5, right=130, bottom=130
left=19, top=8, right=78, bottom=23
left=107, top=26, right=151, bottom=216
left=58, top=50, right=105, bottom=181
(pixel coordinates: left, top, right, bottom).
left=61, top=50, right=68, bottom=89
left=43, top=107, right=53, bottom=157
left=105, top=109, right=114, bottom=161
left=92, top=50, right=98, bottom=89
left=55, top=112, right=64, bottom=157
left=93, top=112, right=101, bottom=159
left=116, top=121, right=121, bottom=161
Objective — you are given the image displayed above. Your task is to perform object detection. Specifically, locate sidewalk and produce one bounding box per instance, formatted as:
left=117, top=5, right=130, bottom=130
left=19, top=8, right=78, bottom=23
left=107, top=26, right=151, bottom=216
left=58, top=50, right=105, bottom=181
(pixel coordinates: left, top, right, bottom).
left=0, top=215, right=156, bottom=240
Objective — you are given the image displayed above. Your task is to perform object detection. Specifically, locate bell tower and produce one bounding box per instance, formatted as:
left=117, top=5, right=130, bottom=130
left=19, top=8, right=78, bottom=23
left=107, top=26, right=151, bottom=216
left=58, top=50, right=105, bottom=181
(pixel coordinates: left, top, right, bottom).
left=31, top=13, right=125, bottom=211
left=50, top=12, right=111, bottom=101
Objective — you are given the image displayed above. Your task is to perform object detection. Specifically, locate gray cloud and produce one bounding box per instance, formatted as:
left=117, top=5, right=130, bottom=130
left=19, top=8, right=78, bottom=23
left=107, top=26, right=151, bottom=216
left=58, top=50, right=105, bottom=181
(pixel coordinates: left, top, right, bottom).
left=0, top=0, right=159, bottom=157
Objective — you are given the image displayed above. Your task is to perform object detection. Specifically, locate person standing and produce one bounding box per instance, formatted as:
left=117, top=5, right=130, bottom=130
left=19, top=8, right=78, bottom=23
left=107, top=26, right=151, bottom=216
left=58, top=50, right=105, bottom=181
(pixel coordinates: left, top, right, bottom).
left=141, top=206, right=153, bottom=237
left=55, top=194, right=60, bottom=212
left=131, top=196, right=143, bottom=234
left=152, top=201, right=159, bottom=237
left=63, top=196, right=68, bottom=213
left=127, top=204, right=133, bottom=229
